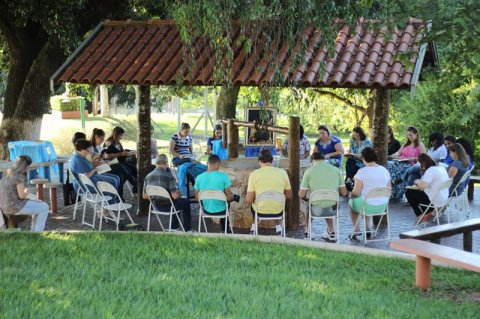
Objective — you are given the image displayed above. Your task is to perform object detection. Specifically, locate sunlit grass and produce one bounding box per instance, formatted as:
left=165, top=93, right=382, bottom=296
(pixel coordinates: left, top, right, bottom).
left=1, top=233, right=479, bottom=318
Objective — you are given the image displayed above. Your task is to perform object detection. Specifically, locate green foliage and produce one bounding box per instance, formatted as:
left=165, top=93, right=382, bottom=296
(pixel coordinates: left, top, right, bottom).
left=50, top=96, right=84, bottom=112
left=1, top=232, right=479, bottom=317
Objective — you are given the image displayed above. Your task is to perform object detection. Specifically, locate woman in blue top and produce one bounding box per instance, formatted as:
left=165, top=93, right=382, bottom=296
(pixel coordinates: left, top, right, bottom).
left=206, top=124, right=228, bottom=160
left=447, top=143, right=470, bottom=195
left=313, top=125, right=344, bottom=168
left=345, top=126, right=372, bottom=189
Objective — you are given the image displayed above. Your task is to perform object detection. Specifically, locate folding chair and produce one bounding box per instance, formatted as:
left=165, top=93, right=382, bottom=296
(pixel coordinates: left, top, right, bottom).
left=78, top=174, right=112, bottom=228
left=252, top=191, right=286, bottom=237
left=145, top=185, right=185, bottom=232
left=415, top=178, right=453, bottom=227
left=448, top=166, right=474, bottom=222
left=198, top=190, right=233, bottom=234
left=72, top=176, right=86, bottom=221
left=351, top=187, right=391, bottom=245
left=96, top=181, right=134, bottom=231
left=307, top=189, right=339, bottom=242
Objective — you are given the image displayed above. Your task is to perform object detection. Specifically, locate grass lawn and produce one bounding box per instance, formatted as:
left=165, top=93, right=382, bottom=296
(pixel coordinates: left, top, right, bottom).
left=1, top=233, right=479, bottom=318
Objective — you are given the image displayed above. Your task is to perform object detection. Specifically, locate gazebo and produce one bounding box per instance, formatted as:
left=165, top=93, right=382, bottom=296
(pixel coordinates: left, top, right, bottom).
left=51, top=18, right=438, bottom=229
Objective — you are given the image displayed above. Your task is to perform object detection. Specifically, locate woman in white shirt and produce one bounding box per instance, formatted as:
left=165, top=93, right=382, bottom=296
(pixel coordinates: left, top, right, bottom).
left=405, top=153, right=449, bottom=223
left=349, top=147, right=391, bottom=239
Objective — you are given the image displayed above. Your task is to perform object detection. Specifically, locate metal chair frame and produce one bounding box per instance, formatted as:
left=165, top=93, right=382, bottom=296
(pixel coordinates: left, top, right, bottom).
left=97, top=181, right=134, bottom=231
left=307, top=189, right=340, bottom=242
left=198, top=190, right=233, bottom=234
left=145, top=185, right=185, bottom=232
left=252, top=191, right=286, bottom=237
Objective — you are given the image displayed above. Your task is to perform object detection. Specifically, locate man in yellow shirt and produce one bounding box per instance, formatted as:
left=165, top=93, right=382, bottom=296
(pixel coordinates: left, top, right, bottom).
left=246, top=149, right=293, bottom=235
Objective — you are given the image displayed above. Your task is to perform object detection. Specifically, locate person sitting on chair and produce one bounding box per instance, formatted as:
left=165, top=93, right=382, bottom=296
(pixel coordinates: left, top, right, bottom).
left=299, top=152, right=347, bottom=241
left=143, top=154, right=191, bottom=231
left=195, top=155, right=235, bottom=232
left=0, top=155, right=49, bottom=232
left=349, top=147, right=391, bottom=239
left=69, top=139, right=121, bottom=202
left=281, top=124, right=311, bottom=159
left=246, top=149, right=292, bottom=235
left=345, top=126, right=372, bottom=191
left=405, top=153, right=449, bottom=224
left=169, top=122, right=207, bottom=198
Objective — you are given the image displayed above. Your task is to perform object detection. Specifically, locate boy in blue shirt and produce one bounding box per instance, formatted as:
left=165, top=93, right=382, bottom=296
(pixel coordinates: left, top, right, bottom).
left=195, top=155, right=235, bottom=232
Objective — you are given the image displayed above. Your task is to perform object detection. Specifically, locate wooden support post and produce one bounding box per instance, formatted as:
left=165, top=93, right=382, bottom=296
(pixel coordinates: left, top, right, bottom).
left=464, top=231, right=473, bottom=252
left=371, top=88, right=390, bottom=226
left=287, top=116, right=300, bottom=230
left=228, top=119, right=239, bottom=158
left=137, top=85, right=151, bottom=215
left=221, top=122, right=228, bottom=149
left=415, top=256, right=431, bottom=290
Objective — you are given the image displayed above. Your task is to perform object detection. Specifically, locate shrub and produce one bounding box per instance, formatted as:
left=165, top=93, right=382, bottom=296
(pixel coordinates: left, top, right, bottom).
left=50, top=96, right=84, bottom=112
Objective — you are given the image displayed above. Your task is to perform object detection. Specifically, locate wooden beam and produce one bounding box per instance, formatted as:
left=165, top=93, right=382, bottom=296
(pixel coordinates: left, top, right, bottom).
left=219, top=119, right=289, bottom=134
left=287, top=116, right=300, bottom=230
left=137, top=85, right=151, bottom=215
left=228, top=119, right=239, bottom=158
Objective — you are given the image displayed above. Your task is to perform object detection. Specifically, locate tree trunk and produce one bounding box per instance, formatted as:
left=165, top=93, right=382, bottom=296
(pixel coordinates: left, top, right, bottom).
left=371, top=88, right=390, bottom=167
left=215, top=85, right=240, bottom=120
left=91, top=85, right=99, bottom=116
left=0, top=37, right=66, bottom=159
left=136, top=85, right=151, bottom=215
left=100, top=85, right=110, bottom=117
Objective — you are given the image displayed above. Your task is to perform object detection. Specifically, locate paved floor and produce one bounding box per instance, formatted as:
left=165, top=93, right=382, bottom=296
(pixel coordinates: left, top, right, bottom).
left=15, top=181, right=479, bottom=253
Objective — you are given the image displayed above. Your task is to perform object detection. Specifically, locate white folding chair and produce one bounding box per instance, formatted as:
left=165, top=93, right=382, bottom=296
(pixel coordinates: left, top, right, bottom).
left=351, top=187, right=391, bottom=245
left=416, top=178, right=453, bottom=227
left=252, top=191, right=286, bottom=237
left=307, top=189, right=339, bottom=242
left=448, top=166, right=474, bottom=222
left=78, top=174, right=112, bottom=228
left=145, top=185, right=185, bottom=232
left=96, top=181, right=134, bottom=231
left=72, top=176, right=86, bottom=221
left=198, top=190, right=233, bottom=234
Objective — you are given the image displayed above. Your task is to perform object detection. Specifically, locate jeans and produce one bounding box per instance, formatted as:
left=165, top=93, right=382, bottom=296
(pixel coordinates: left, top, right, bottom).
left=404, top=165, right=421, bottom=186
left=110, top=163, right=137, bottom=192
left=16, top=200, right=49, bottom=232
left=172, top=158, right=207, bottom=197
left=155, top=198, right=191, bottom=231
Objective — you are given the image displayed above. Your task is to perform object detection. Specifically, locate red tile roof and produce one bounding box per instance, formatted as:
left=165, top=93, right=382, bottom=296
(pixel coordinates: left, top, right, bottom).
left=53, top=19, right=429, bottom=89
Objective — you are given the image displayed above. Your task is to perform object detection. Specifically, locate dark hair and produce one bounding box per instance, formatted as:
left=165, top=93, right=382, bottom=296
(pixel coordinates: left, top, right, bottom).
left=361, top=147, right=377, bottom=163
left=448, top=143, right=470, bottom=168
left=8, top=155, right=32, bottom=176
left=444, top=135, right=456, bottom=144
left=352, top=126, right=367, bottom=141
left=404, top=126, right=420, bottom=148
left=72, top=132, right=86, bottom=146
left=299, top=125, right=305, bottom=139
left=181, top=122, right=191, bottom=130
left=258, top=149, right=273, bottom=163
left=208, top=155, right=221, bottom=165
left=212, top=124, right=222, bottom=139
left=90, top=128, right=105, bottom=146
left=456, top=137, right=474, bottom=159
left=388, top=126, right=395, bottom=142
left=418, top=153, right=436, bottom=171
left=107, top=126, right=125, bottom=145
left=311, top=152, right=325, bottom=161
left=428, top=132, right=444, bottom=150
left=75, top=139, right=92, bottom=152
left=317, top=125, right=330, bottom=136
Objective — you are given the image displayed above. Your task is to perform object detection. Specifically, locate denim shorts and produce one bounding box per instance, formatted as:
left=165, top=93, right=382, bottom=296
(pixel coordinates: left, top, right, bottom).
left=311, top=206, right=336, bottom=217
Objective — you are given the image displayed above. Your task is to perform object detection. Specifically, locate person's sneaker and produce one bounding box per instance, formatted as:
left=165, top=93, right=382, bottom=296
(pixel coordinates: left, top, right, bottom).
left=169, top=227, right=180, bottom=232
left=275, top=225, right=283, bottom=236
left=366, top=228, right=374, bottom=239
left=321, top=231, right=336, bottom=242
left=401, top=195, right=409, bottom=205
left=348, top=230, right=362, bottom=240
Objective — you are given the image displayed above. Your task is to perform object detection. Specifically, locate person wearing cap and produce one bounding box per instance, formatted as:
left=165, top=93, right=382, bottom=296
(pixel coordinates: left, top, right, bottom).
left=143, top=154, right=192, bottom=232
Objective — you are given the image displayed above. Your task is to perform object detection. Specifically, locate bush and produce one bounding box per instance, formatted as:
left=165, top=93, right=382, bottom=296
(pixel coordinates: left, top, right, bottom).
left=50, top=96, right=84, bottom=112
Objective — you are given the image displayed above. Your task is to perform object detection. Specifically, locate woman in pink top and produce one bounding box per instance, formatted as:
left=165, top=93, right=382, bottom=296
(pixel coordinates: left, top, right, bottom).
left=388, top=126, right=426, bottom=200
